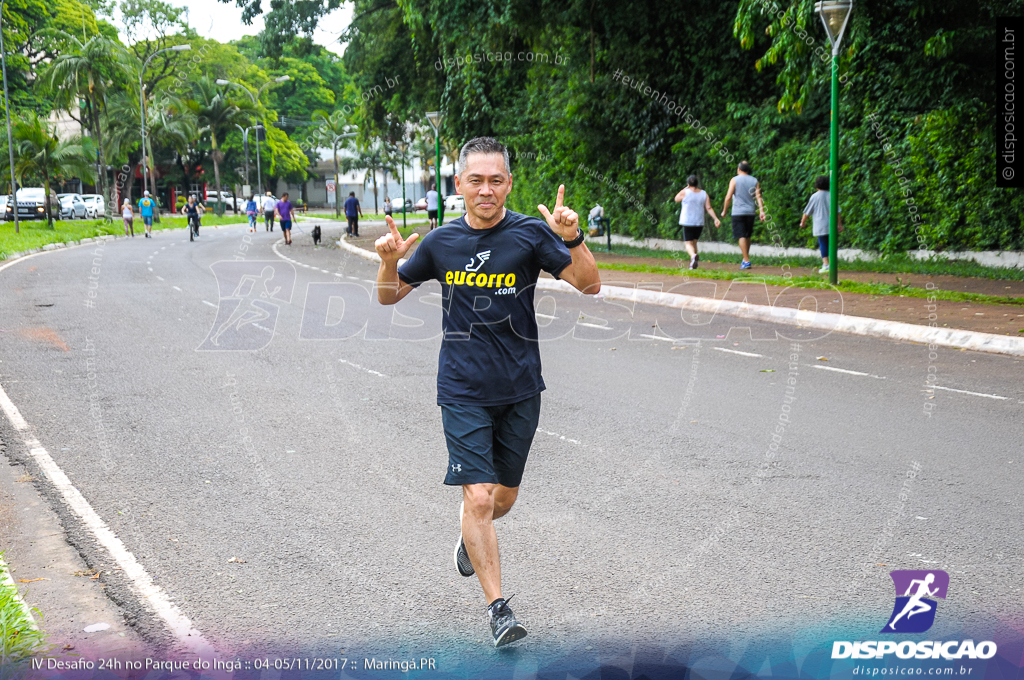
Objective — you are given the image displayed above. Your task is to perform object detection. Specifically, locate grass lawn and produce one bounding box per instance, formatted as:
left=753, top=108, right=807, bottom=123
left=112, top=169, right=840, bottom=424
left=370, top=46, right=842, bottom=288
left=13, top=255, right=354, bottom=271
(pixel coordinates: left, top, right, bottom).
left=0, top=215, right=249, bottom=260
left=590, top=243, right=1024, bottom=282
left=595, top=261, right=1024, bottom=308
left=0, top=557, right=48, bottom=668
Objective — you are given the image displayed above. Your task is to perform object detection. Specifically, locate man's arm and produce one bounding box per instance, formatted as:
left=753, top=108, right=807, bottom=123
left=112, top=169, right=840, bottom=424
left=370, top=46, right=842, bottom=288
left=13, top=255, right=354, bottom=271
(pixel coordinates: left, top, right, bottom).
left=674, top=187, right=686, bottom=202
left=704, top=195, right=720, bottom=227
left=721, top=178, right=736, bottom=215
left=537, top=185, right=601, bottom=295
left=756, top=182, right=766, bottom=221
left=375, top=217, right=420, bottom=305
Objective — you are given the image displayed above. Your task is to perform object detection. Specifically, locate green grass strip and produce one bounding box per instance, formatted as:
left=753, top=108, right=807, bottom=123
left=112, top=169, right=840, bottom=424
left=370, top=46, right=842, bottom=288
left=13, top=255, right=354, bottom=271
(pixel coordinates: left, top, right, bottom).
left=590, top=244, right=1024, bottom=282
left=0, top=555, right=48, bottom=670
left=595, top=262, right=1024, bottom=307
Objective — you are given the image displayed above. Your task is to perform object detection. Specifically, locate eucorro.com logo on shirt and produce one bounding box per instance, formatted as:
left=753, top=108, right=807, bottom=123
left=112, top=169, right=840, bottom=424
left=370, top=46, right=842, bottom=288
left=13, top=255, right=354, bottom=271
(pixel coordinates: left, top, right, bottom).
left=831, top=570, right=997, bottom=661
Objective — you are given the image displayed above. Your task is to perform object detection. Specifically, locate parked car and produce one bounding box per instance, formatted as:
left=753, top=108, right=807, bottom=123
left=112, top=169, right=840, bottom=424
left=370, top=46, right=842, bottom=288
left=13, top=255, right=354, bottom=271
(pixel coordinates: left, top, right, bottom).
left=414, top=197, right=428, bottom=211
left=82, top=194, right=105, bottom=218
left=57, top=193, right=88, bottom=220
left=10, top=188, right=60, bottom=221
left=444, top=194, right=465, bottom=213
left=205, top=190, right=238, bottom=209
left=393, top=198, right=415, bottom=213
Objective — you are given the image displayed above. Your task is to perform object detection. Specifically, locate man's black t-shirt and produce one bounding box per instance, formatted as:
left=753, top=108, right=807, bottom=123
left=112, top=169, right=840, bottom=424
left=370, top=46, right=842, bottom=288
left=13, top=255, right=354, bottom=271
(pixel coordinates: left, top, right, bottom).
left=397, top=209, right=573, bottom=406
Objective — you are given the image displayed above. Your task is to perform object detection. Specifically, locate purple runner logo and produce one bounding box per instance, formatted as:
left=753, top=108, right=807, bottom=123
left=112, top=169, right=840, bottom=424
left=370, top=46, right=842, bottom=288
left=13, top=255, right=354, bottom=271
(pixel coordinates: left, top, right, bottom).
left=198, top=261, right=296, bottom=351
left=881, top=570, right=949, bottom=634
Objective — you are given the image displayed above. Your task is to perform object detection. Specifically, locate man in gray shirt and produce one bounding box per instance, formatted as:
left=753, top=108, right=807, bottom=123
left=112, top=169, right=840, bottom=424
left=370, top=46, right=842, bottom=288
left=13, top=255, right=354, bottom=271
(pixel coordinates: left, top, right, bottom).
left=721, top=161, right=765, bottom=270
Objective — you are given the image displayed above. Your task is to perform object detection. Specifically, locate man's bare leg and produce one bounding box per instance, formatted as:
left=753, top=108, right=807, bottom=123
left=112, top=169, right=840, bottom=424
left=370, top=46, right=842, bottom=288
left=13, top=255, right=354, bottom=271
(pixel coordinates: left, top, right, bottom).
left=739, top=237, right=751, bottom=263
left=462, top=483, right=519, bottom=604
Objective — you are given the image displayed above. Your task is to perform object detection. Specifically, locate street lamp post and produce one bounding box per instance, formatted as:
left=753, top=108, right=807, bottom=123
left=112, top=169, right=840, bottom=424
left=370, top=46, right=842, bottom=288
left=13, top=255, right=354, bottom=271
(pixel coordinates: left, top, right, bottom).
left=234, top=124, right=251, bottom=188
left=330, top=128, right=357, bottom=219
left=395, top=139, right=408, bottom=231
left=425, top=111, right=444, bottom=226
left=1, top=0, right=21, bottom=233
left=815, top=0, right=853, bottom=286
left=140, top=44, right=190, bottom=222
left=217, top=76, right=290, bottom=197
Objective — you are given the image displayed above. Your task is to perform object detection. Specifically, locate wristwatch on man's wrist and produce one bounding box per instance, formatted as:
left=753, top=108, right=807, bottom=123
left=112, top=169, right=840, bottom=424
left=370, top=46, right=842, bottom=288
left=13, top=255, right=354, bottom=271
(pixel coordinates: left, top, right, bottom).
left=562, top=228, right=586, bottom=249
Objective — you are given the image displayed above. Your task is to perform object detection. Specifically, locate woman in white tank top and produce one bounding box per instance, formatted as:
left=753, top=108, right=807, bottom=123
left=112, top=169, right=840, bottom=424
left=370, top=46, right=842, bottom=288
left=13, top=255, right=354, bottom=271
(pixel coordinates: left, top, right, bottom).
left=673, top=175, right=720, bottom=269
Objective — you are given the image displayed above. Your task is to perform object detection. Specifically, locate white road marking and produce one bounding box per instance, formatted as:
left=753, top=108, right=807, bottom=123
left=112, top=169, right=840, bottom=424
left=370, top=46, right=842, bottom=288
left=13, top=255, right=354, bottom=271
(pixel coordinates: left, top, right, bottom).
left=347, top=276, right=359, bottom=280
left=639, top=334, right=677, bottom=342
left=0, top=381, right=210, bottom=652
left=811, top=365, right=886, bottom=379
left=578, top=322, right=614, bottom=330
left=253, top=324, right=273, bottom=333
left=202, top=300, right=218, bottom=308
left=536, top=428, right=583, bottom=445
left=713, top=347, right=764, bottom=358
left=535, top=312, right=558, bottom=320
left=339, top=358, right=387, bottom=378
left=148, top=268, right=153, bottom=272
left=172, top=286, right=182, bottom=292
left=931, top=385, right=1009, bottom=400
left=156, top=276, right=164, bottom=281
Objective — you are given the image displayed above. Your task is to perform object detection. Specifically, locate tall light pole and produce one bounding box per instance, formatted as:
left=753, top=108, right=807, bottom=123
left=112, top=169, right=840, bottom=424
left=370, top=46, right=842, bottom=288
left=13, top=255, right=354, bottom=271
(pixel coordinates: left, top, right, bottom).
left=140, top=44, right=190, bottom=222
left=395, top=138, right=408, bottom=231
left=329, top=128, right=357, bottom=219
left=217, top=75, right=290, bottom=196
left=425, top=111, right=444, bottom=226
left=1, top=0, right=20, bottom=233
left=815, top=0, right=853, bottom=285
left=234, top=123, right=251, bottom=188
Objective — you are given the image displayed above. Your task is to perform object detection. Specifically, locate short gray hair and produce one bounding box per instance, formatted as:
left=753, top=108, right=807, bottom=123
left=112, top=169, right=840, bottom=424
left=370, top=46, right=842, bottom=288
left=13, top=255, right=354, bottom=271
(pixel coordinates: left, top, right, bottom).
left=458, top=137, right=510, bottom=178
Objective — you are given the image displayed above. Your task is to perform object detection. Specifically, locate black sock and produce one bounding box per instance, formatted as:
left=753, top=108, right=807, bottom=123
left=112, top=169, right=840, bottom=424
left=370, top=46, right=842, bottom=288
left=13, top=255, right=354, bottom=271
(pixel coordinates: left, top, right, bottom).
left=487, top=598, right=505, bottom=615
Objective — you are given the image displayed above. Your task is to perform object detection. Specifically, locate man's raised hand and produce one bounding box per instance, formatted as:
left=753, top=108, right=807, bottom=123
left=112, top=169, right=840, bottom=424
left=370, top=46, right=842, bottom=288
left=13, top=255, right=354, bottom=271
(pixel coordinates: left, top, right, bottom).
left=375, top=216, right=419, bottom=263
left=538, top=184, right=579, bottom=240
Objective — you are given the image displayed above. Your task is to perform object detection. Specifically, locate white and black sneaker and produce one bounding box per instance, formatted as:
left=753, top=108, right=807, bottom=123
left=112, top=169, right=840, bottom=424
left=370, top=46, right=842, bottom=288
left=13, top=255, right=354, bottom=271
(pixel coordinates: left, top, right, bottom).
left=454, top=501, right=474, bottom=577
left=489, top=596, right=527, bottom=648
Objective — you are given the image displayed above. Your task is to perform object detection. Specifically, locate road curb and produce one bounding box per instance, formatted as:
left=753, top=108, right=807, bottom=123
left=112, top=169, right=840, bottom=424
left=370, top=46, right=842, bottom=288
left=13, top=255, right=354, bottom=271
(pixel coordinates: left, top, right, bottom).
left=0, top=555, right=38, bottom=631
left=338, top=237, right=1024, bottom=356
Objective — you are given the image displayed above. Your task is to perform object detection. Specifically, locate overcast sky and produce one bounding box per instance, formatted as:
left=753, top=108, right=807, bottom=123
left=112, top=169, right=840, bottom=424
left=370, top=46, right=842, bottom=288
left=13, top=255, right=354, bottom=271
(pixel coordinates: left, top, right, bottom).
left=114, top=0, right=354, bottom=55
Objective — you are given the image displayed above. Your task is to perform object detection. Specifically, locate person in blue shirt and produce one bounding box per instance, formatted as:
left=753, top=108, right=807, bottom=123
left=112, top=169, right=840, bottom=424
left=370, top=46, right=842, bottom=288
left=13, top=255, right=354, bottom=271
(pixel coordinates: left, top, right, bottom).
left=344, top=192, right=362, bottom=237
left=375, top=136, right=601, bottom=648
left=137, top=191, right=156, bottom=238
left=245, top=194, right=258, bottom=232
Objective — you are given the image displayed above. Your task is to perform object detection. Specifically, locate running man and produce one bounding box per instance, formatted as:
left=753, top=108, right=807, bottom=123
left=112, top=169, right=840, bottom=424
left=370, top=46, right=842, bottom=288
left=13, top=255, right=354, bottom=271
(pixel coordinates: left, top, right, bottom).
left=889, top=573, right=939, bottom=630
left=374, top=136, right=601, bottom=647
left=138, top=190, right=156, bottom=238
left=426, top=182, right=439, bottom=229
left=276, top=192, right=294, bottom=245
left=210, top=266, right=281, bottom=346
left=720, top=161, right=765, bottom=270
left=344, top=191, right=362, bottom=237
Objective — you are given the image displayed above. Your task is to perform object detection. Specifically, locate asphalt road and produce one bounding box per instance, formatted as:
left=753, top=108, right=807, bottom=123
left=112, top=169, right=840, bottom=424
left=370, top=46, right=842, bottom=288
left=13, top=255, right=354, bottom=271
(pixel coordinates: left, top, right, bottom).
left=0, top=220, right=1021, bottom=666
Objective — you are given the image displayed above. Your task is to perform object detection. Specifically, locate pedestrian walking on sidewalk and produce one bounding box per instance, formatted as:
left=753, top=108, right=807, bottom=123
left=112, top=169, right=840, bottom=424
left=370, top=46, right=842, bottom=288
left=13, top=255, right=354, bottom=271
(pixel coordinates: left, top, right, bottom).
left=674, top=175, right=720, bottom=269
left=374, top=136, right=602, bottom=648
left=245, top=194, right=258, bottom=232
left=800, top=175, right=843, bottom=274
left=721, top=161, right=765, bottom=270
left=344, top=191, right=362, bottom=237
left=121, top=199, right=135, bottom=237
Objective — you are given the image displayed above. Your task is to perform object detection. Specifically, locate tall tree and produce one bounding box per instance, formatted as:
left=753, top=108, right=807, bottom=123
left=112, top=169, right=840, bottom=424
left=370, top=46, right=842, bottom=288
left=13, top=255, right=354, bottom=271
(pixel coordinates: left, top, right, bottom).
left=36, top=30, right=134, bottom=215
left=187, top=76, right=252, bottom=213
left=9, top=112, right=96, bottom=226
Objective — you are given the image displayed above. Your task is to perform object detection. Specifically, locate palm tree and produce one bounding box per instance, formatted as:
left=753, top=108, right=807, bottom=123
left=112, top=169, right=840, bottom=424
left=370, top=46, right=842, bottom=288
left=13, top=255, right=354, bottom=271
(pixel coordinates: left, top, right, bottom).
left=36, top=31, right=134, bottom=215
left=10, top=113, right=96, bottom=227
left=187, top=77, right=252, bottom=215
left=341, top=139, right=391, bottom=214
left=311, top=110, right=357, bottom=219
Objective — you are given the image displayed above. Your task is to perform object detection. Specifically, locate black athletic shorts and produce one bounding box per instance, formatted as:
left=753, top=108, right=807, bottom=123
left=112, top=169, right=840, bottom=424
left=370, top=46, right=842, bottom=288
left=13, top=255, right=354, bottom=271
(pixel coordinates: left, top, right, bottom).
left=428, top=209, right=438, bottom=219
left=681, top=226, right=703, bottom=242
left=440, top=394, right=541, bottom=488
left=731, top=214, right=755, bottom=240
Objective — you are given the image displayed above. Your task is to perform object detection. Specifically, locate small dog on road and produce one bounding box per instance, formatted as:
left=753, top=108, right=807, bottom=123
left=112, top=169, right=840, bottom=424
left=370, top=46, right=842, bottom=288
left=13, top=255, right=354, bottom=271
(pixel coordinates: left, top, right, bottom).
left=312, top=225, right=322, bottom=246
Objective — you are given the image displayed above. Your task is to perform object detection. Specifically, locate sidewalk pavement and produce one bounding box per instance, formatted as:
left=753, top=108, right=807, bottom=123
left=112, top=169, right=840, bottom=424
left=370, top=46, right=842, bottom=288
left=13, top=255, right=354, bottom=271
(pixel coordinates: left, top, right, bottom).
left=339, top=220, right=1024, bottom=355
